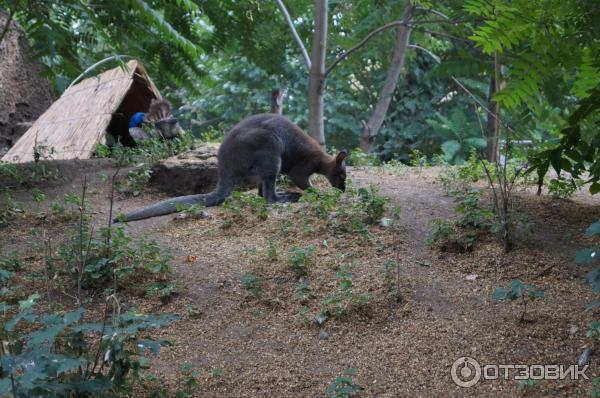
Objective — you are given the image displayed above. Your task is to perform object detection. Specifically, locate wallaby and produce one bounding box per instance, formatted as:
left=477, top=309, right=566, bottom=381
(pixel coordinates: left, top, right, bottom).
left=117, top=113, right=348, bottom=222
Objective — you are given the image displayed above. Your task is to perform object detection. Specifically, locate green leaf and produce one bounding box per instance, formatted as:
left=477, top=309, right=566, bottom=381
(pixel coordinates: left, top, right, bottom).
left=586, top=298, right=600, bottom=310
left=492, top=287, right=509, bottom=301
left=464, top=137, right=488, bottom=149
left=441, top=140, right=461, bottom=160
left=19, top=293, right=40, bottom=310
left=63, top=308, right=84, bottom=325
left=27, top=324, right=66, bottom=348
left=6, top=309, right=37, bottom=332
left=50, top=355, right=88, bottom=375
left=575, top=248, right=600, bottom=264
left=586, top=220, right=600, bottom=237
left=0, top=378, right=12, bottom=395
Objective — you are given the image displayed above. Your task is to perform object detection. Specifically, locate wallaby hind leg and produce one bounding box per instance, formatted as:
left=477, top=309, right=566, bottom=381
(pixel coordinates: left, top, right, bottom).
left=258, top=180, right=300, bottom=202
left=260, top=176, right=300, bottom=203
left=276, top=192, right=302, bottom=202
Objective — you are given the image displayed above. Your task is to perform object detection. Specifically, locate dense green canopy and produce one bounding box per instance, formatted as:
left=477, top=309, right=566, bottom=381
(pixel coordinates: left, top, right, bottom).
left=2, top=0, right=598, bottom=187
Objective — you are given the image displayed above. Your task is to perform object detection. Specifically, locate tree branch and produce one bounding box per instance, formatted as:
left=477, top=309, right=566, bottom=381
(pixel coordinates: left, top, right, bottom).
left=411, top=17, right=479, bottom=25
left=408, top=44, right=516, bottom=134
left=408, top=44, right=439, bottom=63
left=416, top=7, right=450, bottom=20
left=275, top=0, right=311, bottom=70
left=326, top=19, right=410, bottom=77
left=412, top=27, right=472, bottom=43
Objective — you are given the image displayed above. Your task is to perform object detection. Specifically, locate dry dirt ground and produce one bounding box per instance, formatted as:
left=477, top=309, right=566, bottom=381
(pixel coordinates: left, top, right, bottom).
left=2, top=160, right=600, bottom=397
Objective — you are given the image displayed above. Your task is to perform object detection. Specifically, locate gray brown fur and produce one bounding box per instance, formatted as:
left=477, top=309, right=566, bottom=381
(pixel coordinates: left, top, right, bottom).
left=118, top=114, right=347, bottom=222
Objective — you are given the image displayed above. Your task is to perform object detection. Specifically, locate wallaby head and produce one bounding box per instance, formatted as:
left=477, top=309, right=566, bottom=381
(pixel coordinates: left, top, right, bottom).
left=324, top=150, right=348, bottom=192
left=146, top=99, right=182, bottom=139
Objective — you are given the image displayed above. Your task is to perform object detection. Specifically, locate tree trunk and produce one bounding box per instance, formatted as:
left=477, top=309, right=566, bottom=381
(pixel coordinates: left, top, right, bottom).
left=308, top=0, right=328, bottom=148
left=360, top=2, right=415, bottom=152
left=485, top=66, right=499, bottom=162
left=271, top=89, right=285, bottom=114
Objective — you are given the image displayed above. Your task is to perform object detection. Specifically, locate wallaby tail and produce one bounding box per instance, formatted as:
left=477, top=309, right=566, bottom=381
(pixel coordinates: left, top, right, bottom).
left=116, top=180, right=232, bottom=222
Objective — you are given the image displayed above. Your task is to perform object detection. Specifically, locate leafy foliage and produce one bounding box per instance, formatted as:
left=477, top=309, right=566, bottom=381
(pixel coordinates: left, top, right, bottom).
left=0, top=295, right=177, bottom=397
left=492, top=279, right=544, bottom=321
left=575, top=219, right=600, bottom=309
left=324, top=368, right=363, bottom=398
left=7, top=0, right=208, bottom=92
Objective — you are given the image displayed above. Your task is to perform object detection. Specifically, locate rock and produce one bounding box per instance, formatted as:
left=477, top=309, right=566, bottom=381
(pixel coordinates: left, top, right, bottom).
left=578, top=347, right=593, bottom=366
left=465, top=274, right=479, bottom=281
left=0, top=12, right=53, bottom=149
left=151, top=143, right=257, bottom=195
left=175, top=209, right=210, bottom=220
left=379, top=217, right=391, bottom=227
left=569, top=325, right=578, bottom=336
left=314, top=314, right=328, bottom=327
left=319, top=329, right=330, bottom=340
left=151, top=143, right=220, bottom=195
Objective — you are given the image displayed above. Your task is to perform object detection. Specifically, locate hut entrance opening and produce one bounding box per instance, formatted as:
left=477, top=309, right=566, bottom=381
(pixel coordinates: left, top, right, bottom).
left=106, top=68, right=159, bottom=147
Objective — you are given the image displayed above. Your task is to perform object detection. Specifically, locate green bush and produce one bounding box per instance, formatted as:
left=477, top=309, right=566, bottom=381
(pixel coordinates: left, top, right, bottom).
left=0, top=294, right=177, bottom=397
left=324, top=368, right=363, bottom=398
left=548, top=178, right=578, bottom=199
left=241, top=273, right=263, bottom=299
left=221, top=192, right=269, bottom=228
left=492, top=279, right=544, bottom=321
left=94, top=132, right=193, bottom=166
left=288, top=245, right=316, bottom=277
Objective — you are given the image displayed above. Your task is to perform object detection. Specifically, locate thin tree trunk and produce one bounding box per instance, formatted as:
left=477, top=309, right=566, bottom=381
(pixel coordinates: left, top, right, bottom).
left=485, top=74, right=498, bottom=162
left=271, top=89, right=285, bottom=114
left=485, top=52, right=501, bottom=162
left=308, top=0, right=328, bottom=148
left=360, top=2, right=415, bottom=152
left=275, top=0, right=311, bottom=70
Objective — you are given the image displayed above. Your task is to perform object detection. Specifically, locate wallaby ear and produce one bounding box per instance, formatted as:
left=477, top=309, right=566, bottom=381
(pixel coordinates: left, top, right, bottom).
left=336, top=149, right=348, bottom=165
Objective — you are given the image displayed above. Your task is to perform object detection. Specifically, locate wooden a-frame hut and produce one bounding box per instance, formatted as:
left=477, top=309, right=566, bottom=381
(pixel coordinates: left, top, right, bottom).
left=2, top=60, right=161, bottom=163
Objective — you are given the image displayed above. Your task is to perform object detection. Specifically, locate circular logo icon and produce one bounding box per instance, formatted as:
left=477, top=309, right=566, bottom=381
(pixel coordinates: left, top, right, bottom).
left=451, top=356, right=481, bottom=388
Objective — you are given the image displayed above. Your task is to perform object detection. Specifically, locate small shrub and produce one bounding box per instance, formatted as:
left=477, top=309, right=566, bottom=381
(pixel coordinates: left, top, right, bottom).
left=266, top=238, right=278, bottom=262
left=0, top=190, right=24, bottom=227
left=241, top=272, right=263, bottom=299
left=288, top=245, right=316, bottom=277
left=296, top=280, right=312, bottom=304
left=325, top=369, right=363, bottom=398
left=381, top=159, right=408, bottom=176
left=348, top=148, right=380, bottom=167
left=211, top=367, right=224, bottom=378
left=357, top=186, right=389, bottom=224
left=320, top=265, right=371, bottom=318
left=492, top=279, right=544, bottom=321
left=124, top=164, right=153, bottom=193
left=409, top=149, right=428, bottom=168
left=57, top=220, right=175, bottom=299
left=382, top=260, right=401, bottom=302
left=300, top=188, right=342, bottom=220
left=454, top=189, right=492, bottom=229
left=548, top=178, right=577, bottom=199
left=94, top=132, right=193, bottom=166
left=0, top=251, right=21, bottom=283
left=221, top=192, right=269, bottom=227
left=575, top=219, right=600, bottom=309
left=0, top=294, right=177, bottom=397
